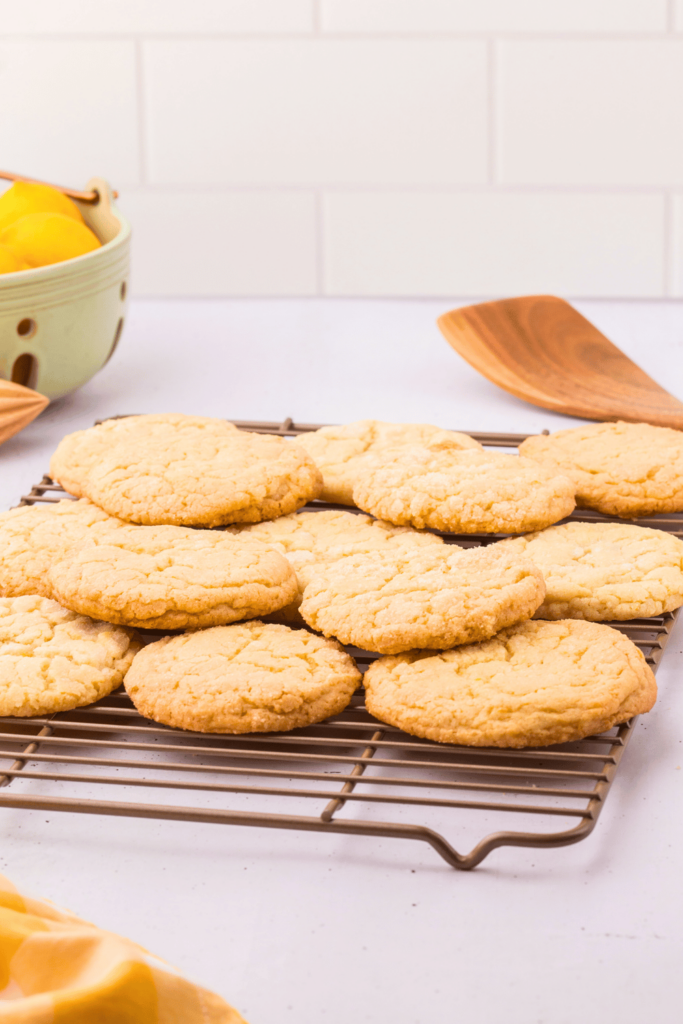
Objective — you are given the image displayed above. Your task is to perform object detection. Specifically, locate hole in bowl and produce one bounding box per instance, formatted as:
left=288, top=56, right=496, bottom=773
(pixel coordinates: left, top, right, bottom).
left=11, top=353, right=39, bottom=390
left=120, top=281, right=127, bottom=301
left=103, top=318, right=124, bottom=367
left=17, top=318, right=37, bottom=338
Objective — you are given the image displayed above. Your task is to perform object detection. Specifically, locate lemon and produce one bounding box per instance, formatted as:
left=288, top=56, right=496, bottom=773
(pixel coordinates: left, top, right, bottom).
left=0, top=181, right=85, bottom=234
left=0, top=244, right=31, bottom=274
left=0, top=213, right=101, bottom=268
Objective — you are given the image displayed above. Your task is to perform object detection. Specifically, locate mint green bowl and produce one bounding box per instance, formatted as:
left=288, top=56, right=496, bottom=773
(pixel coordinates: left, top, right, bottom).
left=0, top=178, right=130, bottom=401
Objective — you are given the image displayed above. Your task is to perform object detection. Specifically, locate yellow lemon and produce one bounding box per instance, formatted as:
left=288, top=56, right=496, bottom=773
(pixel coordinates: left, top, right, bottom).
left=0, top=213, right=101, bottom=268
left=0, top=181, right=85, bottom=234
left=0, top=244, right=31, bottom=274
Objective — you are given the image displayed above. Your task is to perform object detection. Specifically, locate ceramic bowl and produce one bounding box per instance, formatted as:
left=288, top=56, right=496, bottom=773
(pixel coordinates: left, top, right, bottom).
left=0, top=178, right=130, bottom=400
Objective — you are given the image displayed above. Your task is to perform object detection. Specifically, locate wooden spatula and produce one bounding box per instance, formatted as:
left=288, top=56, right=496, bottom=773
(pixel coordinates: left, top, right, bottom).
left=437, top=295, right=683, bottom=430
left=0, top=380, right=49, bottom=446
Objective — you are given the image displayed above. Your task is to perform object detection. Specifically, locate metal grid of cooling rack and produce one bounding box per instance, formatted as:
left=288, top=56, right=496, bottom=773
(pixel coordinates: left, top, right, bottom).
left=0, top=419, right=680, bottom=870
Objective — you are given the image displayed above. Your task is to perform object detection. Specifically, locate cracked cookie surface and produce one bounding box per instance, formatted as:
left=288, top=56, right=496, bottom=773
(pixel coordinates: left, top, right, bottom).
left=49, top=414, right=225, bottom=498
left=125, top=621, right=361, bottom=733
left=230, top=509, right=445, bottom=624
left=364, top=619, right=656, bottom=747
left=519, top=421, right=683, bottom=518
left=0, top=499, right=124, bottom=599
left=299, top=544, right=545, bottom=654
left=50, top=414, right=322, bottom=527
left=294, top=420, right=482, bottom=505
left=48, top=524, right=298, bottom=630
left=500, top=521, right=683, bottom=621
left=0, top=595, right=139, bottom=717
left=352, top=445, right=575, bottom=534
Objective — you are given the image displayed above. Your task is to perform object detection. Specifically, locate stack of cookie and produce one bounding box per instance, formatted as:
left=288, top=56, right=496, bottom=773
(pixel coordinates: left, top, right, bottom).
left=1, top=413, right=682, bottom=750
left=289, top=418, right=682, bottom=746
left=0, top=415, right=361, bottom=730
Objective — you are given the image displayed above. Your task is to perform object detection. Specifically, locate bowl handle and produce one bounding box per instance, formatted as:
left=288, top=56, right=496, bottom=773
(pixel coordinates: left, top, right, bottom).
left=79, top=178, right=122, bottom=244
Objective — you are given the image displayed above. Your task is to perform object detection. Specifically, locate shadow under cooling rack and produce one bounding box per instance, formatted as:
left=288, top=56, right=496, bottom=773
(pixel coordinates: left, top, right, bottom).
left=0, top=419, right=680, bottom=870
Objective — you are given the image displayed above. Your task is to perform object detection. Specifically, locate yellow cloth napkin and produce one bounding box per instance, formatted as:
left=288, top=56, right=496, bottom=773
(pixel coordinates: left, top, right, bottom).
left=0, top=874, right=247, bottom=1023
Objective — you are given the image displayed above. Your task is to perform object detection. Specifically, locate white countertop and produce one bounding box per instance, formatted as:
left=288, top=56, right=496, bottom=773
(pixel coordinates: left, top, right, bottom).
left=1, top=298, right=682, bottom=1023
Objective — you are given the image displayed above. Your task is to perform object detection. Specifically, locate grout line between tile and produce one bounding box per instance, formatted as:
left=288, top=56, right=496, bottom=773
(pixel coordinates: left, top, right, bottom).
left=487, top=38, right=497, bottom=184
left=3, top=32, right=683, bottom=43
left=315, top=190, right=325, bottom=296
left=135, top=39, right=148, bottom=186
left=312, top=0, right=321, bottom=35
left=669, top=193, right=680, bottom=297
left=664, top=191, right=674, bottom=296
left=668, top=0, right=677, bottom=32
left=115, top=184, right=673, bottom=196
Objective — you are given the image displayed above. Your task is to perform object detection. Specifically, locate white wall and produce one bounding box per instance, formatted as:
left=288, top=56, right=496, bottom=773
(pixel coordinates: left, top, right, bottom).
left=2, top=1, right=683, bottom=298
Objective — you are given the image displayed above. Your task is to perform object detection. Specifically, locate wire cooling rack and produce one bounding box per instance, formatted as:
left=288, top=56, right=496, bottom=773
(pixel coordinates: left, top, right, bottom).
left=0, top=419, right=680, bottom=870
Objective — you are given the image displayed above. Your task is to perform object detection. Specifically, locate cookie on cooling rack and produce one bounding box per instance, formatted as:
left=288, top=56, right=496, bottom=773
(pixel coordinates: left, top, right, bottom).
left=0, top=595, right=139, bottom=717
left=363, top=619, right=656, bottom=748
left=519, top=421, right=683, bottom=518
left=125, top=621, right=361, bottom=734
left=352, top=444, right=576, bottom=534
left=0, top=499, right=123, bottom=599
left=299, top=543, right=545, bottom=654
left=230, top=509, right=445, bottom=624
left=500, top=521, right=683, bottom=621
left=293, top=420, right=482, bottom=505
left=48, top=524, right=298, bottom=631
left=49, top=413, right=323, bottom=527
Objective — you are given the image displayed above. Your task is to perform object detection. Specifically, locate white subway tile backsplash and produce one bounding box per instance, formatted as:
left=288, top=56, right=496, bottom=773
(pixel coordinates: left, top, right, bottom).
left=0, top=0, right=314, bottom=34
left=143, top=40, right=488, bottom=186
left=0, top=42, right=139, bottom=187
left=1, top=10, right=676, bottom=300
left=498, top=41, right=683, bottom=186
left=119, top=190, right=317, bottom=296
left=323, top=192, right=664, bottom=297
left=321, top=1, right=667, bottom=34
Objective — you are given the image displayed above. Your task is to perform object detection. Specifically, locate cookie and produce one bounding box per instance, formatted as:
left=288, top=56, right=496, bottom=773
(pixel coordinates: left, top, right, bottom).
left=0, top=595, right=139, bottom=717
left=0, top=499, right=122, bottom=599
left=50, top=414, right=323, bottom=527
left=364, top=619, right=656, bottom=747
left=299, top=543, right=545, bottom=654
left=125, top=621, right=361, bottom=734
left=48, top=524, right=298, bottom=631
left=352, top=445, right=576, bottom=534
left=230, top=509, right=445, bottom=624
left=49, top=414, right=234, bottom=498
left=294, top=420, right=482, bottom=505
left=519, top=421, right=683, bottom=518
left=500, top=521, right=683, bottom=621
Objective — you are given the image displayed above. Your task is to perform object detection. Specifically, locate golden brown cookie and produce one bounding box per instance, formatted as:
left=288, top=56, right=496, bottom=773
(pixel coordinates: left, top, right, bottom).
left=49, top=414, right=222, bottom=498
left=519, top=421, right=683, bottom=518
left=500, top=521, right=683, bottom=621
left=230, top=509, right=445, bottom=624
left=48, top=524, right=298, bottom=631
left=0, top=595, right=138, bottom=717
left=50, top=414, right=322, bottom=527
left=294, top=420, right=482, bottom=505
left=299, top=543, right=545, bottom=654
left=364, top=619, right=656, bottom=747
left=0, top=499, right=123, bottom=599
left=125, top=621, right=361, bottom=734
left=352, top=445, right=575, bottom=534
